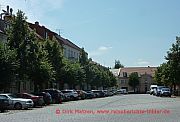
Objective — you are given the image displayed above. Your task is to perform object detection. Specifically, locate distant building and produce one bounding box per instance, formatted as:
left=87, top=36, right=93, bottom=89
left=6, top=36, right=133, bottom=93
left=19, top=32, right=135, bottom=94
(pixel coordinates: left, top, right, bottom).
left=0, top=18, right=9, bottom=42
left=110, top=67, right=157, bottom=93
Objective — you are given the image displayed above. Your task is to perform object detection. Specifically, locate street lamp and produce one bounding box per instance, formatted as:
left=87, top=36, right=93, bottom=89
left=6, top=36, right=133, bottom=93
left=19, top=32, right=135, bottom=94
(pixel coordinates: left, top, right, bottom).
left=145, top=80, right=148, bottom=93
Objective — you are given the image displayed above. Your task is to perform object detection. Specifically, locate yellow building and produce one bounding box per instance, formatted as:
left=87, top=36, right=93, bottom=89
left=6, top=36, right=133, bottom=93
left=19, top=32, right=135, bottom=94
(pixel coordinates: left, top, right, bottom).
left=110, top=67, right=157, bottom=93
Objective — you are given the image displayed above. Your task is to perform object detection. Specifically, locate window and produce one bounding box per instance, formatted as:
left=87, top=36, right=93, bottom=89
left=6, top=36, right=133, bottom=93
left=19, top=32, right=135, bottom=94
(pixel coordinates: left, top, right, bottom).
left=64, top=48, right=66, bottom=57
left=71, top=51, right=73, bottom=57
left=68, top=49, right=70, bottom=57
left=123, top=72, right=127, bottom=77
left=121, top=80, right=125, bottom=84
left=45, top=31, right=48, bottom=39
left=74, top=52, right=76, bottom=57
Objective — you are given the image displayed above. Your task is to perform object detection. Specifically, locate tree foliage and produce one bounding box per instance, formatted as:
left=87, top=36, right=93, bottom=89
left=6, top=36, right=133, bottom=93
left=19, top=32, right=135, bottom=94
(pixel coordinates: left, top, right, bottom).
left=155, top=36, right=180, bottom=91
left=6, top=10, right=55, bottom=92
left=114, top=60, right=124, bottom=69
left=1, top=10, right=117, bottom=92
left=0, top=42, right=18, bottom=90
left=128, top=72, right=139, bottom=92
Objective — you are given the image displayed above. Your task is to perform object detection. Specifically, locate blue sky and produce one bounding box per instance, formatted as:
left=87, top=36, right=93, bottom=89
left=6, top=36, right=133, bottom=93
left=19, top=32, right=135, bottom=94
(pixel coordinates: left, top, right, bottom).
left=1, top=0, right=180, bottom=67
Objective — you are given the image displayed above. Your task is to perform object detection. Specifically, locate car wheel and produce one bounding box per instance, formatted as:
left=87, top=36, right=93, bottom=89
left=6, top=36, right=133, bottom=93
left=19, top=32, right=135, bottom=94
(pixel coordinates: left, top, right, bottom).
left=70, top=96, right=74, bottom=100
left=0, top=109, right=5, bottom=113
left=14, top=103, right=22, bottom=110
left=52, top=99, right=56, bottom=104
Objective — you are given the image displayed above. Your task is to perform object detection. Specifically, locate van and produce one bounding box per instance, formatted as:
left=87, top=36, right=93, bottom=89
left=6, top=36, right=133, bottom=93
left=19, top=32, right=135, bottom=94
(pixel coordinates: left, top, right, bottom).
left=150, top=85, right=157, bottom=95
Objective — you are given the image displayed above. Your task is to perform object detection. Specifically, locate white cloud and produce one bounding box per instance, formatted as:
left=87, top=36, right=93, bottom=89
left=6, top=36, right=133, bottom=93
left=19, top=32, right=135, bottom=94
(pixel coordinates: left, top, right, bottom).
left=89, top=46, right=112, bottom=57
left=98, top=46, right=112, bottom=51
left=136, top=59, right=150, bottom=66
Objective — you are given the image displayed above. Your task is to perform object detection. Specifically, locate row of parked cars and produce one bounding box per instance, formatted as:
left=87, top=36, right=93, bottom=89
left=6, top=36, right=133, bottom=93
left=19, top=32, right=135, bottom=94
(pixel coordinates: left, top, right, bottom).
left=149, top=85, right=172, bottom=97
left=0, top=89, right=116, bottom=112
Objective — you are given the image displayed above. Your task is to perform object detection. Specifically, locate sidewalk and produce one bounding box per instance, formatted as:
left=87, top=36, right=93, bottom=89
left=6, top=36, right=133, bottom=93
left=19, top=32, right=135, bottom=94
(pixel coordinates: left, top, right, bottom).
left=171, top=95, right=180, bottom=98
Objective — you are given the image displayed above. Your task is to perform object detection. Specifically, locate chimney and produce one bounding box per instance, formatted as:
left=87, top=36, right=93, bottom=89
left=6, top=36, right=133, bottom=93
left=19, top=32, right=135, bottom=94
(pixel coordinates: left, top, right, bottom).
left=7, top=6, right=9, bottom=15
left=10, top=8, right=13, bottom=15
left=35, top=21, right=39, bottom=25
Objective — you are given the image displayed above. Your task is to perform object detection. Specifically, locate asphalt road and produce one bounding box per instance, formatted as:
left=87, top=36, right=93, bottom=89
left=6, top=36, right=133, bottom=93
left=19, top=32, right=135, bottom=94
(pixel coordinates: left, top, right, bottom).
left=0, top=94, right=180, bottom=122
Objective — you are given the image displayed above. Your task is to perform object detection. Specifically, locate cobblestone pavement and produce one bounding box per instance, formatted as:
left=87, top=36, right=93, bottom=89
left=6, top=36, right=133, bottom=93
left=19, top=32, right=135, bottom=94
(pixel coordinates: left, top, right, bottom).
left=0, top=94, right=180, bottom=122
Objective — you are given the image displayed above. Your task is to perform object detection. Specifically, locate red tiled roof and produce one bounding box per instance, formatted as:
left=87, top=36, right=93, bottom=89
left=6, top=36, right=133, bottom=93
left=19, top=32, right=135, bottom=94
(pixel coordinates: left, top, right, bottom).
left=119, top=67, right=157, bottom=77
left=28, top=22, right=81, bottom=51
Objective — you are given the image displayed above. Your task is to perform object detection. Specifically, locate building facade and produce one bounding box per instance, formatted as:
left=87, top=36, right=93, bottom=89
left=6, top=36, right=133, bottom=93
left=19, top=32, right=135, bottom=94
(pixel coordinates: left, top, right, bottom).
left=28, top=22, right=85, bottom=61
left=0, top=6, right=88, bottom=92
left=110, top=67, right=157, bottom=93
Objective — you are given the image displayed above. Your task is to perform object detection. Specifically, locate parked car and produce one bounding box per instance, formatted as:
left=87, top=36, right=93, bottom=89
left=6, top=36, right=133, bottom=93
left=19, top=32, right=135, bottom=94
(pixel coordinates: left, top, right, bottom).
left=116, top=89, right=128, bottom=94
left=160, top=88, right=171, bottom=97
left=0, top=95, right=9, bottom=112
left=150, top=85, right=157, bottom=95
left=36, top=92, right=52, bottom=105
left=106, top=91, right=114, bottom=96
left=103, top=90, right=114, bottom=97
left=61, top=90, right=78, bottom=101
left=0, top=94, right=34, bottom=110
left=16, top=93, right=44, bottom=107
left=85, top=91, right=95, bottom=99
left=76, top=90, right=86, bottom=100
left=43, top=89, right=64, bottom=104
left=154, top=86, right=166, bottom=96
left=91, top=90, right=106, bottom=98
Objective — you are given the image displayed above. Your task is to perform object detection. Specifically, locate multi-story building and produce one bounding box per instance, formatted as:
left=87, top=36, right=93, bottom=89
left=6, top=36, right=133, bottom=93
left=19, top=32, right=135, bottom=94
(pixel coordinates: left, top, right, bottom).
left=110, top=66, right=157, bottom=93
left=28, top=22, right=85, bottom=61
left=0, top=6, right=88, bottom=92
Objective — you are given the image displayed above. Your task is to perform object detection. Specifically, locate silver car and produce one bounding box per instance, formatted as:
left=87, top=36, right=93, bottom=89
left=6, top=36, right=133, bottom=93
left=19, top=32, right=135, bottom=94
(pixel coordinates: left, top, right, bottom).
left=160, top=88, right=171, bottom=97
left=61, top=90, right=78, bottom=100
left=0, top=94, right=34, bottom=110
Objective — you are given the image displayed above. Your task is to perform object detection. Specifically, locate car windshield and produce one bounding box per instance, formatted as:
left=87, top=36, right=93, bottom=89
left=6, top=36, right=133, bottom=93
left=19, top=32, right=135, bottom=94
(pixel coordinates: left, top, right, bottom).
left=162, top=88, right=170, bottom=91
left=8, top=94, right=17, bottom=99
left=61, top=91, right=72, bottom=93
left=151, top=87, right=157, bottom=89
left=25, top=93, right=35, bottom=97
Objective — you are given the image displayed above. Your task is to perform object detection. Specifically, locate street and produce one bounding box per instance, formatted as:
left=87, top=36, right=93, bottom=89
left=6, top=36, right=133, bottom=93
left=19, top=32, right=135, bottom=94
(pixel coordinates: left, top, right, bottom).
left=0, top=94, right=180, bottom=122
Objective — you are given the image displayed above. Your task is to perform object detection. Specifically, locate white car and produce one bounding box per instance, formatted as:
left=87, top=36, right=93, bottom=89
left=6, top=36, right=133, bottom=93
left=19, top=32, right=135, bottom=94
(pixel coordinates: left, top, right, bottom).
left=0, top=94, right=34, bottom=110
left=61, top=90, right=78, bottom=100
left=150, top=85, right=157, bottom=95
left=117, top=89, right=128, bottom=94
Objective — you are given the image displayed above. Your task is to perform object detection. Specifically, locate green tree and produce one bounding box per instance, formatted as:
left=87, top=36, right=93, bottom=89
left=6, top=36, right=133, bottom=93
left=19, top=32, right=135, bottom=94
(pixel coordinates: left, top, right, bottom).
left=79, top=48, right=88, bottom=66
left=128, top=72, right=140, bottom=92
left=114, top=60, right=124, bottom=69
left=7, top=10, right=31, bottom=81
left=85, top=62, right=117, bottom=89
left=154, top=63, right=172, bottom=86
left=0, top=42, right=18, bottom=91
left=43, top=39, right=63, bottom=86
left=7, top=10, right=55, bottom=92
left=29, top=40, right=55, bottom=91
left=61, top=59, right=86, bottom=89
left=165, top=36, right=180, bottom=90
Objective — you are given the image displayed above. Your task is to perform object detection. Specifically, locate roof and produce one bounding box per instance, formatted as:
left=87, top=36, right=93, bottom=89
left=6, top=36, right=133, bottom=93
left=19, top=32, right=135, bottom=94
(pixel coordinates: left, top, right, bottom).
left=28, top=22, right=82, bottom=51
left=109, top=69, right=121, bottom=77
left=55, top=35, right=81, bottom=51
left=119, top=67, right=157, bottom=77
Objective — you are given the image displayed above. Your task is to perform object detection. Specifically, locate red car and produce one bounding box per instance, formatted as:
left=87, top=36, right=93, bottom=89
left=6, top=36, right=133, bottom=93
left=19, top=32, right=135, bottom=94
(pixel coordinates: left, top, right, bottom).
left=16, top=93, right=44, bottom=107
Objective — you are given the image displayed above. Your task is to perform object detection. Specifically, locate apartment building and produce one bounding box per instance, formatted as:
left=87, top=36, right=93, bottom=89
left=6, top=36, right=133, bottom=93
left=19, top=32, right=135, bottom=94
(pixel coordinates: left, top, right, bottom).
left=28, top=22, right=84, bottom=61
